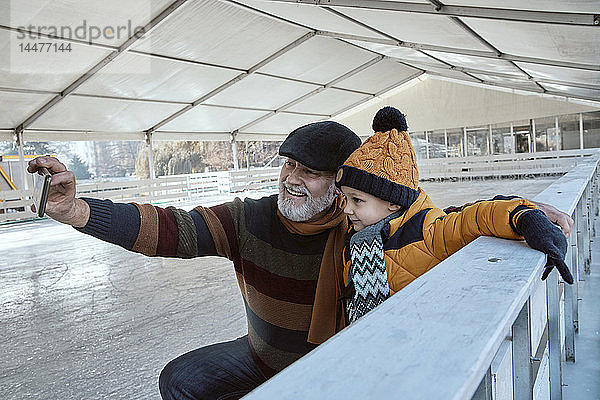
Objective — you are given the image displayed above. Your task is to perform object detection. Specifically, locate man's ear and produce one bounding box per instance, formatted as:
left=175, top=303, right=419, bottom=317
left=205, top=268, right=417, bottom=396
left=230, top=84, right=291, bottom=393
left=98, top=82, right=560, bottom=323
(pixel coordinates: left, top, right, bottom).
left=388, top=203, right=402, bottom=212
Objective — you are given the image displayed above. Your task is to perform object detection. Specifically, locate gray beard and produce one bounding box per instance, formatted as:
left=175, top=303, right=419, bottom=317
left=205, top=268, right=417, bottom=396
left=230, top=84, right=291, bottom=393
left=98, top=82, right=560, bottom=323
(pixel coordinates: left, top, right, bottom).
left=277, top=180, right=336, bottom=222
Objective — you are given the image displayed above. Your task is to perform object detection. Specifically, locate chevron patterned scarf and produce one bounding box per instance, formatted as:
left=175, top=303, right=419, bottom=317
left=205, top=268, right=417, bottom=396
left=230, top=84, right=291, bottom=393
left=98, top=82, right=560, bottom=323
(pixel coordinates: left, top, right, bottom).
left=346, top=211, right=401, bottom=323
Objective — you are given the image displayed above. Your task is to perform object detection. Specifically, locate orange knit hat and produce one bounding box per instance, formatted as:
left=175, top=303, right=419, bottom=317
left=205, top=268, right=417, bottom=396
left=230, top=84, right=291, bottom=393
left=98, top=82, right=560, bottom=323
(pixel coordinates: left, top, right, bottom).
left=335, top=106, right=419, bottom=207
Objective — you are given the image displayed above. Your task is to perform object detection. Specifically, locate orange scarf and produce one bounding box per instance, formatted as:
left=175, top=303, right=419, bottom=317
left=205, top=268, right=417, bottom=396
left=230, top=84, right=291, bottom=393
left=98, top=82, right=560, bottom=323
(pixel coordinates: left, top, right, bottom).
left=277, top=194, right=348, bottom=344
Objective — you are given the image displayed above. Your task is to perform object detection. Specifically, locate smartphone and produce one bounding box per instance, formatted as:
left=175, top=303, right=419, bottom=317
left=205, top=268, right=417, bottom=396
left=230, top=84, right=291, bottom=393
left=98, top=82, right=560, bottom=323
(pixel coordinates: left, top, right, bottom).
left=32, top=167, right=52, bottom=217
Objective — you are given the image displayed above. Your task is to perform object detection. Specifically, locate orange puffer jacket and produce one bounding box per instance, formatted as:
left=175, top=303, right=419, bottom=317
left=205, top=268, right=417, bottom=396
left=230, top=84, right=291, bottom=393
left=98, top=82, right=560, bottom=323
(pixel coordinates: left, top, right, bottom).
left=343, top=188, right=536, bottom=294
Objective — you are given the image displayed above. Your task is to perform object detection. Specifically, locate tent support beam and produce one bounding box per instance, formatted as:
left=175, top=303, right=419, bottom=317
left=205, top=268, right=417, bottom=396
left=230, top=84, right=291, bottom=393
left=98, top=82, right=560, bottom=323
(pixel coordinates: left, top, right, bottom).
left=315, top=30, right=600, bottom=72
left=146, top=31, right=316, bottom=135
left=331, top=71, right=425, bottom=119
left=373, top=66, right=600, bottom=92
left=14, top=128, right=28, bottom=190
left=488, top=124, right=493, bottom=155
left=262, top=0, right=600, bottom=26
left=443, top=13, right=548, bottom=93
left=230, top=0, right=600, bottom=107
left=0, top=88, right=334, bottom=118
left=580, top=113, right=585, bottom=150
left=555, top=116, right=560, bottom=151
left=5, top=22, right=595, bottom=73
left=234, top=55, right=384, bottom=133
left=510, top=123, right=515, bottom=154
left=424, top=72, right=600, bottom=104
left=145, top=132, right=156, bottom=180
left=12, top=0, right=189, bottom=134
left=532, top=119, right=537, bottom=153
left=231, top=133, right=239, bottom=170
left=325, top=7, right=599, bottom=102
left=444, top=129, right=448, bottom=158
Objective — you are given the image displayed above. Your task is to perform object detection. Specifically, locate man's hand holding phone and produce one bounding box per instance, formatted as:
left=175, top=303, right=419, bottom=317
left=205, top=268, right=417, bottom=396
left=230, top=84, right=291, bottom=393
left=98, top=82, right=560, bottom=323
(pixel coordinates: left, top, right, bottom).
left=27, top=156, right=90, bottom=227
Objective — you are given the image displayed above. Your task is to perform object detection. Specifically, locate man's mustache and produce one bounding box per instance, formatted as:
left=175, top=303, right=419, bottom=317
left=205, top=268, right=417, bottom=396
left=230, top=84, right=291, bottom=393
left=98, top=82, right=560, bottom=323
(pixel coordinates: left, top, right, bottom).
left=281, top=181, right=310, bottom=196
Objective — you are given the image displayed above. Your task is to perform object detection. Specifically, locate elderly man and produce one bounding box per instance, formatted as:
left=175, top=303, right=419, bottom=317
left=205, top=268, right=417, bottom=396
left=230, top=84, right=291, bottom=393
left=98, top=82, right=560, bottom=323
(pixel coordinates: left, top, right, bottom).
left=29, top=120, right=571, bottom=400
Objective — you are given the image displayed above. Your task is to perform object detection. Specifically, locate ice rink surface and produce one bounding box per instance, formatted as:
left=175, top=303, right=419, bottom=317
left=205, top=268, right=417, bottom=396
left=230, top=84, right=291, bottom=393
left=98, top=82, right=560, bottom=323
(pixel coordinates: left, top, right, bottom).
left=0, top=177, right=559, bottom=399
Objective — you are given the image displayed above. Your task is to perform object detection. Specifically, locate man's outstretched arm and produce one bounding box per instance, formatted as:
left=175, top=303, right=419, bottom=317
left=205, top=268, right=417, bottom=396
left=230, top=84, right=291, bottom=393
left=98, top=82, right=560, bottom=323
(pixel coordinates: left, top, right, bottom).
left=28, top=156, right=219, bottom=258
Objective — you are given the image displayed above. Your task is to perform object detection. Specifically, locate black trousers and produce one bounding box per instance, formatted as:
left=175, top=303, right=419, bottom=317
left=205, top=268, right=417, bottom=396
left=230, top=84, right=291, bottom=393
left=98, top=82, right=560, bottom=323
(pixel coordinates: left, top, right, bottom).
left=159, top=336, right=268, bottom=400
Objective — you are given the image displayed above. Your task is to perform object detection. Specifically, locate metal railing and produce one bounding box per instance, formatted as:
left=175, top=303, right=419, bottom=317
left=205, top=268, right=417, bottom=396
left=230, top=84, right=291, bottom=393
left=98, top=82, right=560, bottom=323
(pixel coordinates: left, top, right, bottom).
left=241, top=156, right=599, bottom=399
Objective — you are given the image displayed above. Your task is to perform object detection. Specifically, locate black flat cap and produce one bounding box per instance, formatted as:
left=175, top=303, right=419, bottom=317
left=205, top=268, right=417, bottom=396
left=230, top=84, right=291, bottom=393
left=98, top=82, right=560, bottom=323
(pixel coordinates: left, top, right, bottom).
left=279, top=121, right=361, bottom=171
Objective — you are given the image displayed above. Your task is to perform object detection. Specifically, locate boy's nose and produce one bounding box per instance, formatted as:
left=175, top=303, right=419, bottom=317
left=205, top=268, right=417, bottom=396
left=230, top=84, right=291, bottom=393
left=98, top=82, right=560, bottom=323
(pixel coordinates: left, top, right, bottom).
left=343, top=204, right=353, bottom=215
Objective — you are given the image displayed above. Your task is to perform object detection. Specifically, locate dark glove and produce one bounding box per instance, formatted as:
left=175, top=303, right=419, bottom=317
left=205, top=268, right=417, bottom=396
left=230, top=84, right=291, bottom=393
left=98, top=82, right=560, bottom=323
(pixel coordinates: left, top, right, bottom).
left=514, top=208, right=574, bottom=284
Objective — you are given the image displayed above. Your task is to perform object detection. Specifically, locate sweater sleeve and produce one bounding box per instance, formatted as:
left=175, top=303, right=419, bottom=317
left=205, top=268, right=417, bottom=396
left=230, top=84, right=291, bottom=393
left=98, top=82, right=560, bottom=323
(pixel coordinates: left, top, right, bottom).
left=424, top=197, right=537, bottom=261
left=75, top=197, right=218, bottom=258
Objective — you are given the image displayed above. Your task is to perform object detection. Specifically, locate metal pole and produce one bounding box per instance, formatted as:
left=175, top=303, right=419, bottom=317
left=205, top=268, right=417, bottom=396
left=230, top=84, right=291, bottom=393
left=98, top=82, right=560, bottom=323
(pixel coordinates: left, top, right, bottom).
left=463, top=127, right=468, bottom=157
left=488, top=124, right=493, bottom=155
left=546, top=270, right=563, bottom=400
left=246, top=141, right=250, bottom=170
left=15, top=129, right=28, bottom=190
left=145, top=132, right=155, bottom=180
left=531, top=119, right=537, bottom=153
left=590, top=167, right=600, bottom=237
left=512, top=299, right=533, bottom=400
left=425, top=131, right=430, bottom=159
left=231, top=139, right=239, bottom=170
left=510, top=122, right=515, bottom=154
left=555, top=116, right=560, bottom=151
left=576, top=199, right=585, bottom=277
left=579, top=113, right=584, bottom=150
left=589, top=167, right=600, bottom=238
left=586, top=184, right=592, bottom=268
left=444, top=129, right=448, bottom=158
left=565, top=217, right=577, bottom=360
left=571, top=205, right=580, bottom=332
left=582, top=187, right=591, bottom=274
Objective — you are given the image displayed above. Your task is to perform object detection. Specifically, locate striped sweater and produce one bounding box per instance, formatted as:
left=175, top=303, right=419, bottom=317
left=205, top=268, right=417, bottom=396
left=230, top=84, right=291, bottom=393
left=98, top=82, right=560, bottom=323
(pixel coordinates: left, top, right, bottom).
left=78, top=195, right=328, bottom=377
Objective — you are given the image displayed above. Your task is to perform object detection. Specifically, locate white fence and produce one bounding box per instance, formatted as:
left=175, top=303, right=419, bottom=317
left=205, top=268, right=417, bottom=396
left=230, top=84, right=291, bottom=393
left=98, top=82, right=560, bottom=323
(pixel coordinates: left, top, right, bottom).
left=1, top=150, right=597, bottom=224
left=418, top=148, right=599, bottom=180
left=242, top=157, right=599, bottom=399
left=76, top=175, right=189, bottom=203
left=0, top=189, right=37, bottom=222
left=0, top=167, right=281, bottom=223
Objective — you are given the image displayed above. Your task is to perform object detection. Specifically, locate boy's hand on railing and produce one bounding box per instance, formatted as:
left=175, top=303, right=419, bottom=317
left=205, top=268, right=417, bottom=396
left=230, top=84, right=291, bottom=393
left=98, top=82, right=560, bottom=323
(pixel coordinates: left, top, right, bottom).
left=516, top=209, right=574, bottom=284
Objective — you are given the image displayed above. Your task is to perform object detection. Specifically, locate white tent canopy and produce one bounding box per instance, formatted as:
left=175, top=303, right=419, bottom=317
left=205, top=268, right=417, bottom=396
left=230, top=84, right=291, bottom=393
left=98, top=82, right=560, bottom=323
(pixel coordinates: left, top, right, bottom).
left=339, top=76, right=600, bottom=135
left=1, top=0, right=599, bottom=143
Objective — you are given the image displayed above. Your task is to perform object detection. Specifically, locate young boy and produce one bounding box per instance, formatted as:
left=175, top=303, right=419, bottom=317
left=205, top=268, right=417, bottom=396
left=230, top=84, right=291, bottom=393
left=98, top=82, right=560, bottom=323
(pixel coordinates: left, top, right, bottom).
left=335, top=106, right=572, bottom=323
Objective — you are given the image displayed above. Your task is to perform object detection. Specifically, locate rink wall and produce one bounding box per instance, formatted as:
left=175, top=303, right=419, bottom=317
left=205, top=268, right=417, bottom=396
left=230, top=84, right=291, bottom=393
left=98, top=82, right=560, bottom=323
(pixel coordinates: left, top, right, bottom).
left=242, top=157, right=599, bottom=399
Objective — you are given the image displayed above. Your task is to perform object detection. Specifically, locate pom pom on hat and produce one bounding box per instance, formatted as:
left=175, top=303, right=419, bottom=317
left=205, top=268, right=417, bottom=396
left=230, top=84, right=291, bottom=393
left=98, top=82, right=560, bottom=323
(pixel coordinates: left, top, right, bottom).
left=336, top=106, right=419, bottom=208
left=372, top=106, right=407, bottom=133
